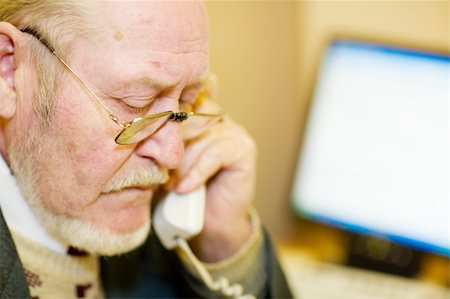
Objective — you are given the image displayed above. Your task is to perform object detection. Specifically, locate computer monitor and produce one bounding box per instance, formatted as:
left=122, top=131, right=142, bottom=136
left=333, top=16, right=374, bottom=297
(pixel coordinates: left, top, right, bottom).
left=291, top=40, right=449, bottom=258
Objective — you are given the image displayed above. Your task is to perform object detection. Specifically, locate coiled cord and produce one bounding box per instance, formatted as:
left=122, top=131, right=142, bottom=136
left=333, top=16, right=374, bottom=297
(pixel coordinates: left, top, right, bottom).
left=175, top=236, right=256, bottom=299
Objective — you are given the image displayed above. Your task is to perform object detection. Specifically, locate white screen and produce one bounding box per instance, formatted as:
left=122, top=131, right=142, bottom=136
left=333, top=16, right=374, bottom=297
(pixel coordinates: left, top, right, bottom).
left=291, top=41, right=449, bottom=256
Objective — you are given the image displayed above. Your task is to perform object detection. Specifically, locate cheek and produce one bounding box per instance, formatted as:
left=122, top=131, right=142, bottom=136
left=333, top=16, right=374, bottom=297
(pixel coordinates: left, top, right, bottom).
left=36, top=90, right=131, bottom=211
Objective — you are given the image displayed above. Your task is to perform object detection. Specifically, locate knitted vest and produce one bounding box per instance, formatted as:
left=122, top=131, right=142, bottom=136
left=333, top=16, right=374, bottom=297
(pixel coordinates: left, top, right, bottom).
left=10, top=231, right=103, bottom=299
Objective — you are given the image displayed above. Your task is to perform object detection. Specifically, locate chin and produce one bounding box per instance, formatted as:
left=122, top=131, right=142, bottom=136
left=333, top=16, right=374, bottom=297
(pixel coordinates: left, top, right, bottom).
left=95, top=188, right=154, bottom=234
left=101, top=205, right=150, bottom=235
left=60, top=214, right=151, bottom=256
left=63, top=216, right=152, bottom=256
left=32, top=198, right=153, bottom=256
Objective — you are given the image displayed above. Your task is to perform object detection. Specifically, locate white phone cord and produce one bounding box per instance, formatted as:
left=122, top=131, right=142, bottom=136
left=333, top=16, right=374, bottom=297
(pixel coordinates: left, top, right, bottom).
left=175, top=236, right=256, bottom=299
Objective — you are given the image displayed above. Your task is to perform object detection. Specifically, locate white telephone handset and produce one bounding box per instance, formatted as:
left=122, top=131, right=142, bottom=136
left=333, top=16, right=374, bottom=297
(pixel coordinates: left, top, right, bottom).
left=153, top=187, right=256, bottom=299
left=153, top=186, right=206, bottom=249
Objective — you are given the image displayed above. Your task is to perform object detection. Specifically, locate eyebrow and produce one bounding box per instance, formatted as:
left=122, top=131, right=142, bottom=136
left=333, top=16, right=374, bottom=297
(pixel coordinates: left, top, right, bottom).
left=136, top=76, right=175, bottom=90
left=135, top=73, right=210, bottom=91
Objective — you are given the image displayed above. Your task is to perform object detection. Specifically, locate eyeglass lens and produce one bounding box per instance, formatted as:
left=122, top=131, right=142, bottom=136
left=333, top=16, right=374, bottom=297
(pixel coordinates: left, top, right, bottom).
left=115, top=112, right=173, bottom=145
left=115, top=112, right=222, bottom=145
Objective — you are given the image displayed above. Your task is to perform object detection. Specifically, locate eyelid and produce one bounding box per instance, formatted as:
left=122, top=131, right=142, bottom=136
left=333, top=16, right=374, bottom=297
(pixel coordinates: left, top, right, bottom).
left=122, top=102, right=150, bottom=114
left=106, top=96, right=154, bottom=116
left=121, top=97, right=155, bottom=108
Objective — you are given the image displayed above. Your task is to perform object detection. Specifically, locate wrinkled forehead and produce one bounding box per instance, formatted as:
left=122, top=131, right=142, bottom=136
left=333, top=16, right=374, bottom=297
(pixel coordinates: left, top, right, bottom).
left=91, top=1, right=209, bottom=52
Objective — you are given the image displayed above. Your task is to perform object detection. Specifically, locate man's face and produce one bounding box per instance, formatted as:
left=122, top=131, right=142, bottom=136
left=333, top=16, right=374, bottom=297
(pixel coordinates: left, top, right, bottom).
left=7, top=1, right=209, bottom=254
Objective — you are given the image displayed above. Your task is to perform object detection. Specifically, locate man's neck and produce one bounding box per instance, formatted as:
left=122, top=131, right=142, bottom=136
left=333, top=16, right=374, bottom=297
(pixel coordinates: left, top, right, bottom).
left=0, top=156, right=67, bottom=254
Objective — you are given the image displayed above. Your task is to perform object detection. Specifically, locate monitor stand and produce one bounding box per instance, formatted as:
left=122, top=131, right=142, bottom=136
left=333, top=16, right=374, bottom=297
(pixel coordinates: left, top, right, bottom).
left=346, top=233, right=422, bottom=277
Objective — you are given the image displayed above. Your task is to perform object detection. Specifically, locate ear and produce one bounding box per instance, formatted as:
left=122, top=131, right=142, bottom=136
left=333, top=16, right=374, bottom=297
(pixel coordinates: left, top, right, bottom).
left=0, top=22, right=25, bottom=160
left=0, top=22, right=22, bottom=120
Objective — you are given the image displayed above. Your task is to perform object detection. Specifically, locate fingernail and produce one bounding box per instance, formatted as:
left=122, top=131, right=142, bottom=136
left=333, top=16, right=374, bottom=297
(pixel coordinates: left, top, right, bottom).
left=6, top=76, right=13, bottom=89
left=176, top=178, right=192, bottom=193
left=0, top=58, right=6, bottom=72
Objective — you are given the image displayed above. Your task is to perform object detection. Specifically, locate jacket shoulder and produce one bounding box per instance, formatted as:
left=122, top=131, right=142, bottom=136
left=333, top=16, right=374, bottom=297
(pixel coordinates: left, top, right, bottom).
left=0, top=208, right=31, bottom=299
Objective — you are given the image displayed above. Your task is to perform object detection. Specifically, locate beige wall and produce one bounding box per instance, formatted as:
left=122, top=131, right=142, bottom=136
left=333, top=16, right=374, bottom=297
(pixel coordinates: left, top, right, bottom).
left=206, top=1, right=449, bottom=241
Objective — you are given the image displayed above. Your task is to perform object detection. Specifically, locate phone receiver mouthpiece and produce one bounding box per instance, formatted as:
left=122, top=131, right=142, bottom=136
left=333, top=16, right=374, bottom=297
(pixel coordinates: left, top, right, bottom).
left=153, top=186, right=206, bottom=249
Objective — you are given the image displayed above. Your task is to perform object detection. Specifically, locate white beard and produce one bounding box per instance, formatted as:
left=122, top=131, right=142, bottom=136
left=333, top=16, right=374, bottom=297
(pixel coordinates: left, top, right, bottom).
left=8, top=124, right=151, bottom=256
left=25, top=199, right=151, bottom=256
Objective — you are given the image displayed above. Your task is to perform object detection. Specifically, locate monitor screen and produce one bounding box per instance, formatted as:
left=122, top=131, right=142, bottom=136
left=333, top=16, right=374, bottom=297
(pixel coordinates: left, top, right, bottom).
left=291, top=40, right=449, bottom=257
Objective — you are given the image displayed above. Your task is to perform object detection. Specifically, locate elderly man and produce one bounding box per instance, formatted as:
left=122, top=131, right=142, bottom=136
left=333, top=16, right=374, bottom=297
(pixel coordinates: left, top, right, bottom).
left=0, top=1, right=291, bottom=298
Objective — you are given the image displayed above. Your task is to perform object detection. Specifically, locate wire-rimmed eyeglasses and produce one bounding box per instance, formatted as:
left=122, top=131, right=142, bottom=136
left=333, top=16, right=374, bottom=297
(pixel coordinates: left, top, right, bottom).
left=21, top=28, right=223, bottom=145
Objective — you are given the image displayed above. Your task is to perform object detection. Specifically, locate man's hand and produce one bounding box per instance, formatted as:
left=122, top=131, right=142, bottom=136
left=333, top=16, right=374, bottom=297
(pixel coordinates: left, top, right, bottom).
left=168, top=114, right=257, bottom=263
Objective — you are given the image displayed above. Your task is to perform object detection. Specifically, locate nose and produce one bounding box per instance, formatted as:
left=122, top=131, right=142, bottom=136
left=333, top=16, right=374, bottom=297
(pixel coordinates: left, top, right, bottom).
left=134, top=120, right=184, bottom=169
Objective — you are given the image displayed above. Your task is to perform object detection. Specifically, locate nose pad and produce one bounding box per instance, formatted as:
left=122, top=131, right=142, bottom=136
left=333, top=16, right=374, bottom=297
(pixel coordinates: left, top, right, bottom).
left=134, top=120, right=184, bottom=169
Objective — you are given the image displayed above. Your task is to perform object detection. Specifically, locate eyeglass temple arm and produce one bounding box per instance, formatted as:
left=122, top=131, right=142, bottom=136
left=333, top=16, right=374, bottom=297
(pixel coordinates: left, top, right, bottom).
left=20, top=28, right=125, bottom=127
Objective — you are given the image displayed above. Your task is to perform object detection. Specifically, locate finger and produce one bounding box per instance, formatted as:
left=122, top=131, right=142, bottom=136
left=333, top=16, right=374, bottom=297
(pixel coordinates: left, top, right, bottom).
left=176, top=138, right=228, bottom=193
left=175, top=119, right=256, bottom=193
left=178, top=128, right=226, bottom=178
left=163, top=140, right=217, bottom=192
left=164, top=123, right=225, bottom=191
left=176, top=122, right=247, bottom=188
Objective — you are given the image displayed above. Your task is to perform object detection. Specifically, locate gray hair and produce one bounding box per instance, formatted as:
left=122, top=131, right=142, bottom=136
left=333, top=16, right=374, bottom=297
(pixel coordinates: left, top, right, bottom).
left=0, top=0, right=95, bottom=128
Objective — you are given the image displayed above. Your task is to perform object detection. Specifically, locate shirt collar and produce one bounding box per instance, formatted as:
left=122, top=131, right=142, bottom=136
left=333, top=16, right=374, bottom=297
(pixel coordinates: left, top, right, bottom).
left=0, top=155, right=67, bottom=254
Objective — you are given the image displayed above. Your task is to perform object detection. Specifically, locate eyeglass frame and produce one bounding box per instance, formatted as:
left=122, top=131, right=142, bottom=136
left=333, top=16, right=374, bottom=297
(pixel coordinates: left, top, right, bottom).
left=20, top=27, right=224, bottom=145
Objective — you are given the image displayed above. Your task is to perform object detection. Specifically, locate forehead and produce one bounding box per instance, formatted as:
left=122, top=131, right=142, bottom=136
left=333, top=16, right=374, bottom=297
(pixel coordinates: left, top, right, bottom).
left=73, top=1, right=209, bottom=90
left=97, top=1, right=208, bottom=50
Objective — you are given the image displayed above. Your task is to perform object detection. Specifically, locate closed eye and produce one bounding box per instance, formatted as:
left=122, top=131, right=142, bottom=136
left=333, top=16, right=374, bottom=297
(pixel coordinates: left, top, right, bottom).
left=117, top=97, right=155, bottom=115
left=123, top=103, right=150, bottom=114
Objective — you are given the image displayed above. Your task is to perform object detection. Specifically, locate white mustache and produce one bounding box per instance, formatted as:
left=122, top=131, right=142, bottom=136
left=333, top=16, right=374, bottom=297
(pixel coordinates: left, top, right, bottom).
left=101, top=165, right=169, bottom=193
